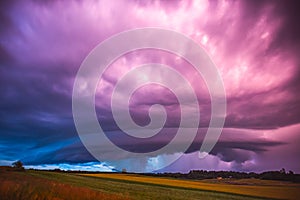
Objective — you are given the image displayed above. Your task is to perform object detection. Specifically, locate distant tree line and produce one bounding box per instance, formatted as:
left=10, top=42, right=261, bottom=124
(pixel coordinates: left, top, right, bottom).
left=9, top=161, right=299, bottom=183
left=143, top=168, right=300, bottom=183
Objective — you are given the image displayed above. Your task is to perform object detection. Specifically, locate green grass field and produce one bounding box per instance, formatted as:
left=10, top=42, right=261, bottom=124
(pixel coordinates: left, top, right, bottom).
left=1, top=169, right=299, bottom=200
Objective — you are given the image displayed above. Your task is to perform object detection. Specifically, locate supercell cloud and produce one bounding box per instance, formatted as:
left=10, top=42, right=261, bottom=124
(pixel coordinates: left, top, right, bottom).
left=0, top=0, right=299, bottom=172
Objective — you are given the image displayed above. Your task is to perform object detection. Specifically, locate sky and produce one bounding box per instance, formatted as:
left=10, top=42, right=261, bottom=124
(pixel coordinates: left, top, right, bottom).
left=0, top=0, right=300, bottom=173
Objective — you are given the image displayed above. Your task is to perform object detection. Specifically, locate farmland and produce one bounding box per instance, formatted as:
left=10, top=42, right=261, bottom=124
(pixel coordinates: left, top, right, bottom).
left=0, top=168, right=129, bottom=200
left=0, top=168, right=299, bottom=200
left=81, top=173, right=300, bottom=199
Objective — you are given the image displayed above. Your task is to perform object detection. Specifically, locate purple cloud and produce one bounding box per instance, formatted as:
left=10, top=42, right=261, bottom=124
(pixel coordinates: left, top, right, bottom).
left=0, top=0, right=299, bottom=172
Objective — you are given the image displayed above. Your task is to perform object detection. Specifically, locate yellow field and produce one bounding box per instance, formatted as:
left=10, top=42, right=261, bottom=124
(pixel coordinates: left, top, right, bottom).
left=82, top=173, right=300, bottom=200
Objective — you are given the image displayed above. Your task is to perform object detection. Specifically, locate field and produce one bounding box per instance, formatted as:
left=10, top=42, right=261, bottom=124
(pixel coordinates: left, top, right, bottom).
left=1, top=168, right=299, bottom=200
left=81, top=173, right=300, bottom=199
left=0, top=168, right=129, bottom=200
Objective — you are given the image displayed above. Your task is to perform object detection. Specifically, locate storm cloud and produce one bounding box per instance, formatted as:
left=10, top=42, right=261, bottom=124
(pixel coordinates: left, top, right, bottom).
left=0, top=0, right=299, bottom=172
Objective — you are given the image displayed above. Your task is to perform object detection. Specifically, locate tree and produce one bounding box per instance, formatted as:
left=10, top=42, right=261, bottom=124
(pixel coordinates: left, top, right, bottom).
left=280, top=168, right=286, bottom=174
left=12, top=160, right=24, bottom=171
left=288, top=170, right=294, bottom=175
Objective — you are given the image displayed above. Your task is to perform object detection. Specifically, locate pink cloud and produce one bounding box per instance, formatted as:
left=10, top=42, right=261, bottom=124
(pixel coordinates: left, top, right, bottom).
left=1, top=0, right=299, bottom=172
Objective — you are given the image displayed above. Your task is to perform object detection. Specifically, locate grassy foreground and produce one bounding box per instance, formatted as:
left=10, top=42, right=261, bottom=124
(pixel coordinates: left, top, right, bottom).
left=0, top=169, right=130, bottom=200
left=1, top=169, right=299, bottom=200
